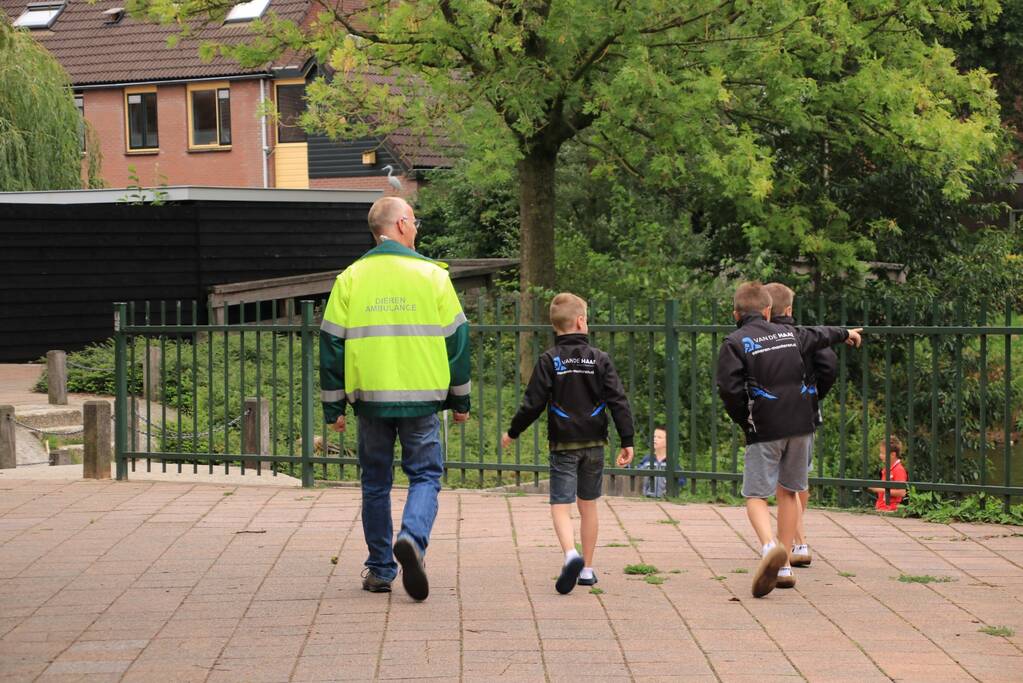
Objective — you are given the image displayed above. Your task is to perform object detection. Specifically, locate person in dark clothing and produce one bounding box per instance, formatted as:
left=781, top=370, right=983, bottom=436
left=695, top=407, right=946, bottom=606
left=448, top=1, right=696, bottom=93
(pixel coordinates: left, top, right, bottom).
left=764, top=283, right=838, bottom=568
left=502, top=292, right=635, bottom=594
left=716, top=282, right=861, bottom=597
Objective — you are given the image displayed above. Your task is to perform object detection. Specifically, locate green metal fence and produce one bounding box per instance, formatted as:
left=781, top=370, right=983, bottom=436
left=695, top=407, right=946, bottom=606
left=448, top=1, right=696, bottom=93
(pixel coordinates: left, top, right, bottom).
left=111, top=295, right=1023, bottom=508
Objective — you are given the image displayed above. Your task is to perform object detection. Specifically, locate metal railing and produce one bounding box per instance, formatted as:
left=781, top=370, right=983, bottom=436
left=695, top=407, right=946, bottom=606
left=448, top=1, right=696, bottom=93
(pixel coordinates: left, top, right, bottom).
left=109, top=296, right=1023, bottom=507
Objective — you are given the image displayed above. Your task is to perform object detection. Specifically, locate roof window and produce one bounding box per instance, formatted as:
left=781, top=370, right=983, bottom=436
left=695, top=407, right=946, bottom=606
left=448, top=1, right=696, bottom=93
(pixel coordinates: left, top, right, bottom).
left=102, top=7, right=125, bottom=24
left=13, top=1, right=66, bottom=29
left=224, top=0, right=269, bottom=23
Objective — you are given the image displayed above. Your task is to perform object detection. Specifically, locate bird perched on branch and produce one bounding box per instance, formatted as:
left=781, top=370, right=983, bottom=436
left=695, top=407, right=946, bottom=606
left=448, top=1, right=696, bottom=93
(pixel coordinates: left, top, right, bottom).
left=382, top=165, right=403, bottom=192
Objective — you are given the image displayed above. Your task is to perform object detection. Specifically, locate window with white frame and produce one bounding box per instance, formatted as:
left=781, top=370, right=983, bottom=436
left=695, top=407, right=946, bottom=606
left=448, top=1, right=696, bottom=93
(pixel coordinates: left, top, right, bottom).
left=224, top=0, right=269, bottom=22
left=13, top=1, right=65, bottom=28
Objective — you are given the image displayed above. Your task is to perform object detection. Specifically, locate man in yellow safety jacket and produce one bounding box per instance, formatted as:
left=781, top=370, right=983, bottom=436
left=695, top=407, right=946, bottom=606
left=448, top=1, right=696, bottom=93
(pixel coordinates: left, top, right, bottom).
left=320, top=196, right=470, bottom=601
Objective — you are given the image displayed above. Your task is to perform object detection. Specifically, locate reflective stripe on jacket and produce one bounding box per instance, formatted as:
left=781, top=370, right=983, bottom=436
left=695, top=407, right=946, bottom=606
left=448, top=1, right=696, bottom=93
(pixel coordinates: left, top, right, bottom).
left=319, top=240, right=471, bottom=421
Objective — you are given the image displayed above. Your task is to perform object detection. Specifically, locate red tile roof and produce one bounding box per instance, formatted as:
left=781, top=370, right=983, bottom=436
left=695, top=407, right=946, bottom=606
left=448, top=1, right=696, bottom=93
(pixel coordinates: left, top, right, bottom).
left=0, top=0, right=311, bottom=85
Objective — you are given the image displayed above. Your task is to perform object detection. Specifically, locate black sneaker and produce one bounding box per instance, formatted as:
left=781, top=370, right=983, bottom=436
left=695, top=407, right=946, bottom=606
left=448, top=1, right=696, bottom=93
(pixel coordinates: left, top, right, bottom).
left=361, top=568, right=392, bottom=593
left=577, top=572, right=598, bottom=586
left=393, top=535, right=429, bottom=601
left=556, top=555, right=585, bottom=594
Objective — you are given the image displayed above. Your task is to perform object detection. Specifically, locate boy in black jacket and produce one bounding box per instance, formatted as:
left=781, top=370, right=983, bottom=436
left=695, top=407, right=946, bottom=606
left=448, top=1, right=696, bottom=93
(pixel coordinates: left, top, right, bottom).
left=502, top=293, right=635, bottom=594
left=764, top=282, right=838, bottom=568
left=716, top=282, right=861, bottom=597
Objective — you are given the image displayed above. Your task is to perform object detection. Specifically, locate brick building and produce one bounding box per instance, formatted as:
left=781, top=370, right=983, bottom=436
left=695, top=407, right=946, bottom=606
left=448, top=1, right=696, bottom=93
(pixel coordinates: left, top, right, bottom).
left=1, top=0, right=452, bottom=192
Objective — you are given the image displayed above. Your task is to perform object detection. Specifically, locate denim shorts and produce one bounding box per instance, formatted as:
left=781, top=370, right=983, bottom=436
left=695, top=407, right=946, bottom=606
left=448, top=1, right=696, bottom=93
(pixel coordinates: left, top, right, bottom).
left=549, top=447, right=604, bottom=504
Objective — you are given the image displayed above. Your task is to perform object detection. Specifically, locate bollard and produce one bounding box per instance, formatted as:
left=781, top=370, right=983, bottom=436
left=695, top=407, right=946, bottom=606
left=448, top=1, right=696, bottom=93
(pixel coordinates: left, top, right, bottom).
left=83, top=401, right=111, bottom=479
left=0, top=405, right=15, bottom=470
left=50, top=449, right=72, bottom=466
left=142, top=347, right=161, bottom=402
left=47, top=350, right=68, bottom=405
left=242, top=397, right=269, bottom=473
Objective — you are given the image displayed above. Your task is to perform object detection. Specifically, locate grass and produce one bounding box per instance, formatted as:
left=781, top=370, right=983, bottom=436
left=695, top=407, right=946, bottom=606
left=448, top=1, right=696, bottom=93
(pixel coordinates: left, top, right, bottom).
left=979, top=625, right=1015, bottom=637
left=330, top=556, right=338, bottom=565
left=589, top=587, right=605, bottom=595
left=838, top=571, right=856, bottom=578
left=731, top=568, right=748, bottom=574
left=712, top=575, right=727, bottom=581
left=222, top=491, right=233, bottom=496
left=896, top=574, right=957, bottom=584
left=669, top=569, right=684, bottom=574
left=624, top=563, right=659, bottom=575
left=657, top=518, right=680, bottom=525
left=605, top=542, right=629, bottom=548
left=644, top=575, right=665, bottom=585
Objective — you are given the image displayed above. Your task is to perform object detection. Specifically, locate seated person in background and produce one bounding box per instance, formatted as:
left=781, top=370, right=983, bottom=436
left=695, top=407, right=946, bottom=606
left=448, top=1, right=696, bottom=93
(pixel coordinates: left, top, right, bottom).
left=637, top=425, right=686, bottom=498
left=868, top=435, right=908, bottom=511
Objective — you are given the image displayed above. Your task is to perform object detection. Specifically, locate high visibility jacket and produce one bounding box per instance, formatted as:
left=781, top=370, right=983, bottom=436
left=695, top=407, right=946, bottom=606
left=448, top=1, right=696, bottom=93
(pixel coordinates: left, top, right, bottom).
left=319, top=240, right=471, bottom=421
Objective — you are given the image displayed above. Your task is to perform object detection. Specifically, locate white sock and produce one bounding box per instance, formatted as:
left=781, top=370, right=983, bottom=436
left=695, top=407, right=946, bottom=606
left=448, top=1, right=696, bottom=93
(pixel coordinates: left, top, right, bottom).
left=565, top=549, right=581, bottom=564
left=778, top=566, right=793, bottom=577
left=762, top=541, right=777, bottom=557
left=580, top=567, right=594, bottom=580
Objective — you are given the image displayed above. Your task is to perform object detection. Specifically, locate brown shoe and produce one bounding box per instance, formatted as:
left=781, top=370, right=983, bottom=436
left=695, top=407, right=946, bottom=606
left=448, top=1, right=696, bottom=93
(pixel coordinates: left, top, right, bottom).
left=752, top=545, right=788, bottom=598
left=790, top=547, right=812, bottom=567
left=775, top=570, right=796, bottom=589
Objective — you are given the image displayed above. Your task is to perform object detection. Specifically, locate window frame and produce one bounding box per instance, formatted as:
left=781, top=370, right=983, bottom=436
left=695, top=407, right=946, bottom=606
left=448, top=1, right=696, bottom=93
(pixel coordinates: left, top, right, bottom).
left=274, top=78, right=308, bottom=145
left=123, top=85, right=159, bottom=153
left=13, top=1, right=65, bottom=29
left=186, top=82, right=232, bottom=151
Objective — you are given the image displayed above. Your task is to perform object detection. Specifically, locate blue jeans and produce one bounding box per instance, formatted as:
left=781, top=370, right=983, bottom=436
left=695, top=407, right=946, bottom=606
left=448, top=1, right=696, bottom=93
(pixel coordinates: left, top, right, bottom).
left=357, top=413, right=444, bottom=581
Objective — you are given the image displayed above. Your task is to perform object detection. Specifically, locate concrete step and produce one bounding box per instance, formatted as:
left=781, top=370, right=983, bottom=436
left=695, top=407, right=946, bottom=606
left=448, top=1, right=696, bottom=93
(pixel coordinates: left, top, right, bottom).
left=14, top=405, right=82, bottom=429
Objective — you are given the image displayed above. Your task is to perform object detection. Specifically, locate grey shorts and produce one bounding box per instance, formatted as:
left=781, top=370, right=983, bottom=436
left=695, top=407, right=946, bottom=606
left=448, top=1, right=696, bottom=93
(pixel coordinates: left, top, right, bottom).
left=549, top=447, right=604, bottom=504
left=742, top=434, right=813, bottom=499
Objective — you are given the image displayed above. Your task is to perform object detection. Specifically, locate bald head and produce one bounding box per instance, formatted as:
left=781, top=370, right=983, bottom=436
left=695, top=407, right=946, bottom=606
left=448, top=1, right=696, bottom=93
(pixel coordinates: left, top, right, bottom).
left=368, top=197, right=409, bottom=237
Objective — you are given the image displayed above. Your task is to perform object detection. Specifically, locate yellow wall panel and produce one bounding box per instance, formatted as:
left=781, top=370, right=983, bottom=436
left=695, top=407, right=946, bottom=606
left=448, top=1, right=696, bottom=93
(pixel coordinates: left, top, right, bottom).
left=275, top=143, right=308, bottom=189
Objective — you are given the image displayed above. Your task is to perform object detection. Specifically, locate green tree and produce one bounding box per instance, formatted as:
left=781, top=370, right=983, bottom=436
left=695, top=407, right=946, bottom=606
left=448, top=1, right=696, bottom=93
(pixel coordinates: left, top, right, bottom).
left=130, top=0, right=1002, bottom=294
left=0, top=21, right=100, bottom=190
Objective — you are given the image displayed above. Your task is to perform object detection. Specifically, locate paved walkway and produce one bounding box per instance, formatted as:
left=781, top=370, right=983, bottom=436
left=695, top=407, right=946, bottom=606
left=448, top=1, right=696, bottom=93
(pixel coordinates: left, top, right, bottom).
left=1, top=481, right=1021, bottom=682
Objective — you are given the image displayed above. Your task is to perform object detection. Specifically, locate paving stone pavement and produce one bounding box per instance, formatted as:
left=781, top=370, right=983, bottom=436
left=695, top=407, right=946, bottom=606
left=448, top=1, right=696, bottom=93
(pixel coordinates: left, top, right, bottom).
left=0, top=479, right=1021, bottom=682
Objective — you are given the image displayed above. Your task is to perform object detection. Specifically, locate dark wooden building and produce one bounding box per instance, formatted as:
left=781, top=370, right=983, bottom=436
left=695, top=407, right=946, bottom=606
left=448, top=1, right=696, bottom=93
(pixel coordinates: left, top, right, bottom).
left=0, top=187, right=514, bottom=362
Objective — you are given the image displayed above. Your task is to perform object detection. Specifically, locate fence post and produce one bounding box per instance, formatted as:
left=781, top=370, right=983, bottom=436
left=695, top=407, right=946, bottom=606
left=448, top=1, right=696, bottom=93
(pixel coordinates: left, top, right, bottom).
left=664, top=300, right=681, bottom=497
left=143, top=346, right=161, bottom=402
left=83, top=400, right=111, bottom=480
left=47, top=350, right=68, bottom=406
left=243, top=397, right=270, bottom=472
left=0, top=405, right=15, bottom=470
left=300, top=300, right=315, bottom=488
left=114, top=303, right=128, bottom=481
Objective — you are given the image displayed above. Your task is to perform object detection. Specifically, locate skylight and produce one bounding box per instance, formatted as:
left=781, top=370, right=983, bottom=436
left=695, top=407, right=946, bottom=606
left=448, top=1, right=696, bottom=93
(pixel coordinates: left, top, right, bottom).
left=13, top=1, right=66, bottom=29
left=224, top=0, right=269, bottom=22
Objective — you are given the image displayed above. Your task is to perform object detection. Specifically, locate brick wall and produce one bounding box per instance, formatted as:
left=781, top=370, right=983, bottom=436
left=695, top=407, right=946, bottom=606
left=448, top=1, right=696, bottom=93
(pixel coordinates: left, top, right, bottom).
left=82, top=79, right=273, bottom=189
left=309, top=175, right=418, bottom=195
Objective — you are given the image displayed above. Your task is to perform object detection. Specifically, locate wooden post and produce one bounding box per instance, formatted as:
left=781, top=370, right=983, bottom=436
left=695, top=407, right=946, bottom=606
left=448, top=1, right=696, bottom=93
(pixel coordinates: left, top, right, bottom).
left=47, top=350, right=68, bottom=405
left=143, top=347, right=161, bottom=402
left=242, top=397, right=269, bottom=472
left=83, top=401, right=111, bottom=479
left=0, top=405, right=15, bottom=470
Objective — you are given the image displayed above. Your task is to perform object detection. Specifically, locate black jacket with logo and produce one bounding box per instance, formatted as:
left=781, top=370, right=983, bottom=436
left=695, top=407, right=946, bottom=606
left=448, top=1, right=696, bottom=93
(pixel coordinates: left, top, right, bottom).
left=772, top=314, right=839, bottom=427
left=507, top=333, right=635, bottom=448
left=716, top=315, right=848, bottom=444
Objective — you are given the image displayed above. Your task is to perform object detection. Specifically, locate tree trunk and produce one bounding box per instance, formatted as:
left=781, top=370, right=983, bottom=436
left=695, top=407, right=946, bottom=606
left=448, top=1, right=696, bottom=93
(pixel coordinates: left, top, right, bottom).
left=517, top=144, right=559, bottom=381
